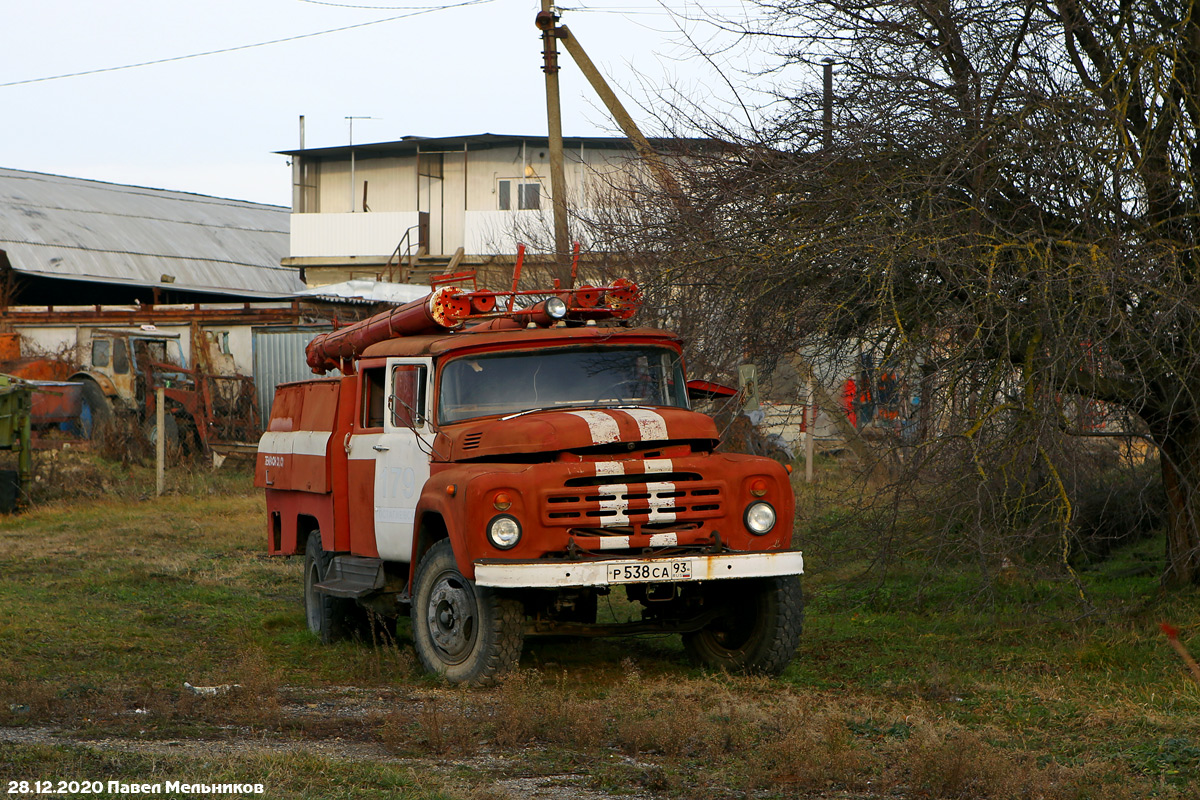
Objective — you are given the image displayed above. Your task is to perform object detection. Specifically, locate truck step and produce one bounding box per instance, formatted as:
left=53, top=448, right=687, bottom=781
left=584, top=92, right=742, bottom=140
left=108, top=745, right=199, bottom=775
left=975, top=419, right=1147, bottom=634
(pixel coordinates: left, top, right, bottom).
left=315, top=556, right=385, bottom=598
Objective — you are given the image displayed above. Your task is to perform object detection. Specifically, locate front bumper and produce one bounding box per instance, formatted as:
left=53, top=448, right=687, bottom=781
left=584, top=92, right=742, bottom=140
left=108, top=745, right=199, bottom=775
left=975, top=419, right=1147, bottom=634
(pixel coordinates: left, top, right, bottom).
left=473, top=550, right=804, bottom=588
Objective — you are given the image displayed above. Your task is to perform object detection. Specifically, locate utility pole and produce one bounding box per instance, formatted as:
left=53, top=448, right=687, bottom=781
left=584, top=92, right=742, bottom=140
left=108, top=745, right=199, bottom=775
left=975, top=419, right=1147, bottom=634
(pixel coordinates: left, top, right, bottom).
left=537, top=2, right=571, bottom=283
left=823, top=59, right=834, bottom=151
left=346, top=116, right=375, bottom=213
left=535, top=9, right=687, bottom=237
left=293, top=115, right=306, bottom=213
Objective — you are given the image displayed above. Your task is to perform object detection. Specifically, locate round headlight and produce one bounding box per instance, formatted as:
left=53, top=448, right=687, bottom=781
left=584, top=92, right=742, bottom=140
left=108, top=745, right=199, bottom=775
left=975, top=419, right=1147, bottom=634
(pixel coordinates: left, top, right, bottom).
left=744, top=502, right=776, bottom=535
left=545, top=296, right=568, bottom=319
left=487, top=514, right=522, bottom=549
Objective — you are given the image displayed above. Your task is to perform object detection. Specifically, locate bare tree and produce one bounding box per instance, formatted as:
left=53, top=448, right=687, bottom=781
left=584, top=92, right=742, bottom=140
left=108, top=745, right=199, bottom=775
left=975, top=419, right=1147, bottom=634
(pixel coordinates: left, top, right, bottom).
left=585, top=0, right=1200, bottom=586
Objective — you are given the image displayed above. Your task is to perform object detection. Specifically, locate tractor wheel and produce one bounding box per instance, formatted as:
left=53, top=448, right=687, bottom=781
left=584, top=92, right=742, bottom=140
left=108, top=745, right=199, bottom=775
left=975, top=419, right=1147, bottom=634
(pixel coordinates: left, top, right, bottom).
left=682, top=575, right=804, bottom=675
left=76, top=380, right=113, bottom=438
left=143, top=413, right=180, bottom=451
left=303, top=530, right=359, bottom=644
left=411, top=539, right=524, bottom=685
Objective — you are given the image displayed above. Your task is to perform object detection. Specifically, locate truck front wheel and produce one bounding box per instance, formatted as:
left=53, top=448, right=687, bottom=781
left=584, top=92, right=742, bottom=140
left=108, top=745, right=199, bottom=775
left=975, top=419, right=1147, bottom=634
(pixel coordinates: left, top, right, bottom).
left=682, top=575, right=804, bottom=675
left=303, top=530, right=357, bottom=644
left=411, top=539, right=524, bottom=685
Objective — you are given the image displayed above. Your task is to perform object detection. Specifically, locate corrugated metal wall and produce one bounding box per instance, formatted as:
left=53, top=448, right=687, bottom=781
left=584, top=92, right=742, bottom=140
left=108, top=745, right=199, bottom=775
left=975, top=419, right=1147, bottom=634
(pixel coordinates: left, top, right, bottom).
left=252, top=326, right=332, bottom=427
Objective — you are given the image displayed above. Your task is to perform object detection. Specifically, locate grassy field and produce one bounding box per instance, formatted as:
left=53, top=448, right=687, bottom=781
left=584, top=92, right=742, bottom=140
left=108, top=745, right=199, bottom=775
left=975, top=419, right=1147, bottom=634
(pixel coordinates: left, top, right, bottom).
left=1, top=453, right=1199, bottom=799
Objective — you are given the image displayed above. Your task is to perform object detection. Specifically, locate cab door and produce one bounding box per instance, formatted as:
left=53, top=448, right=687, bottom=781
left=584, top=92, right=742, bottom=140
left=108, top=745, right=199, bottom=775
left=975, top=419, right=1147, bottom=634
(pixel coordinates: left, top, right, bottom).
left=372, top=358, right=434, bottom=562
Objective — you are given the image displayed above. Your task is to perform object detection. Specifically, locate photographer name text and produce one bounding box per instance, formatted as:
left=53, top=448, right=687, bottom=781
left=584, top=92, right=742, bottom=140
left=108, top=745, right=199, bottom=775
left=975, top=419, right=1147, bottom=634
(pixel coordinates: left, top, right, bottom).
left=8, top=781, right=265, bottom=796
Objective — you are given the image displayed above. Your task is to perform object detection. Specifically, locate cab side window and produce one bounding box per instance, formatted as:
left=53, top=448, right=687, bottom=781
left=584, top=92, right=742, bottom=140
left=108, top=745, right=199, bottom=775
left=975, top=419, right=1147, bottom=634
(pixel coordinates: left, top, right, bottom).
left=92, top=339, right=111, bottom=368
left=112, top=338, right=129, bottom=375
left=361, top=367, right=386, bottom=429
left=391, top=365, right=427, bottom=428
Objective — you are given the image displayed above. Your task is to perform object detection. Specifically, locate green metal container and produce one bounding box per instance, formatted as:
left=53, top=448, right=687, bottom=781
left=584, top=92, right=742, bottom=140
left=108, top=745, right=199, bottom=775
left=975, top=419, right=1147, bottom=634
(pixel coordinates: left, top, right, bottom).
left=0, top=373, right=33, bottom=511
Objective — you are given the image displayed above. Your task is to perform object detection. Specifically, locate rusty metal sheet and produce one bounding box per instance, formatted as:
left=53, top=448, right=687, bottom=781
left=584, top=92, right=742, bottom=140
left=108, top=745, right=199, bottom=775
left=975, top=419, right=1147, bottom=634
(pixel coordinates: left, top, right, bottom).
left=29, top=381, right=82, bottom=425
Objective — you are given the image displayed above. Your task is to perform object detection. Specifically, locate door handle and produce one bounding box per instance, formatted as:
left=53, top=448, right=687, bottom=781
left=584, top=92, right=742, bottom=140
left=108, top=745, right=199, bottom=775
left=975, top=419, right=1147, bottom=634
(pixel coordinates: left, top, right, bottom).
left=372, top=444, right=389, bottom=452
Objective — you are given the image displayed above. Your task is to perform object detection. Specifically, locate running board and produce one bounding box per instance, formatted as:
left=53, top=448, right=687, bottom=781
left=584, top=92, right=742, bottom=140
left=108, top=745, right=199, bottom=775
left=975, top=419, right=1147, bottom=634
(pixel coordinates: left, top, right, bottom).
left=314, top=556, right=385, bottom=598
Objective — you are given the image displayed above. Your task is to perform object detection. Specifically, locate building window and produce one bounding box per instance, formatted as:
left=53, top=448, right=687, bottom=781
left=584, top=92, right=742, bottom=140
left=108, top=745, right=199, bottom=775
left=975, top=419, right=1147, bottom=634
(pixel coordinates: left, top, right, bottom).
left=520, top=183, right=541, bottom=210
left=205, top=330, right=231, bottom=355
left=498, top=180, right=542, bottom=210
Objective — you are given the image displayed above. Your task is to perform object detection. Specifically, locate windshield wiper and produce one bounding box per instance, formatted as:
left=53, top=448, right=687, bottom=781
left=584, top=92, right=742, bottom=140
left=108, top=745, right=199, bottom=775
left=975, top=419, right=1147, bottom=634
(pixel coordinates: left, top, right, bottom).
left=501, top=403, right=659, bottom=420
left=500, top=407, right=553, bottom=420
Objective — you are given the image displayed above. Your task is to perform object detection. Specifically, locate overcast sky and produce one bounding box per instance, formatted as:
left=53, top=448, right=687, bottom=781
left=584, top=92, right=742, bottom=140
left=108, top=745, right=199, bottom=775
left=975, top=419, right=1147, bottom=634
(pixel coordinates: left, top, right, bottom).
left=0, top=1, right=771, bottom=207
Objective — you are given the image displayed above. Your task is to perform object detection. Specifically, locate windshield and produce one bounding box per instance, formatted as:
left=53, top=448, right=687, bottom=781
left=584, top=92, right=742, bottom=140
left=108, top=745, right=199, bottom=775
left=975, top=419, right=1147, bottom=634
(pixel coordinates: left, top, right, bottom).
left=438, top=346, right=689, bottom=424
left=132, top=337, right=186, bottom=371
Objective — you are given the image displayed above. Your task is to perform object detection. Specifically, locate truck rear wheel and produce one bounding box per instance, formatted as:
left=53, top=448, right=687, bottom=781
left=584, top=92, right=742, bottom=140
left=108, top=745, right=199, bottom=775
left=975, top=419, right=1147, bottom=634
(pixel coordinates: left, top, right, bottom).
left=304, top=530, right=357, bottom=644
left=682, top=575, right=803, bottom=675
left=411, top=539, right=524, bottom=686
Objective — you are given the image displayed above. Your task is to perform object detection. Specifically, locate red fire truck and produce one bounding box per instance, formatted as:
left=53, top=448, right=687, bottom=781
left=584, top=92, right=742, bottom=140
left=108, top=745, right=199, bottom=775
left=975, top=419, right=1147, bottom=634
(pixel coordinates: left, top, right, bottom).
left=255, top=279, right=803, bottom=684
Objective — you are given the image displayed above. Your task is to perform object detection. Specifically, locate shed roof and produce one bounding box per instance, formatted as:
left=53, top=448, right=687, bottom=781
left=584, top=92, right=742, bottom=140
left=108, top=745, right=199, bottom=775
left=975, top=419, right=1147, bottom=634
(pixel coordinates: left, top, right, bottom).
left=0, top=167, right=304, bottom=298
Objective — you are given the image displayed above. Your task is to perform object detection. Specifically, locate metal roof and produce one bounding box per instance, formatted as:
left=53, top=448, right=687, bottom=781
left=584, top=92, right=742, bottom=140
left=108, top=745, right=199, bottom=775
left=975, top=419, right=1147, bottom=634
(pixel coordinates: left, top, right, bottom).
left=0, top=167, right=305, bottom=298
left=277, top=132, right=720, bottom=160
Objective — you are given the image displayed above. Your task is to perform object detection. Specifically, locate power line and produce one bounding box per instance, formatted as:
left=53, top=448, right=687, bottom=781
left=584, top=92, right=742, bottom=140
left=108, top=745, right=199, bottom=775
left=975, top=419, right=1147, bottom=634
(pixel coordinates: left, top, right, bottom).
left=558, top=4, right=749, bottom=15
left=0, top=0, right=492, bottom=89
left=296, top=0, right=468, bottom=8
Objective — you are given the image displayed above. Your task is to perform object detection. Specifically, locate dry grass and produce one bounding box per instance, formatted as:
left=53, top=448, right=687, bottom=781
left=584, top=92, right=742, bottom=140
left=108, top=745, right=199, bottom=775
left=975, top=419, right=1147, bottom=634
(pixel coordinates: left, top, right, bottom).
left=476, top=671, right=1154, bottom=799
left=2, top=454, right=1200, bottom=798
left=363, top=665, right=1184, bottom=799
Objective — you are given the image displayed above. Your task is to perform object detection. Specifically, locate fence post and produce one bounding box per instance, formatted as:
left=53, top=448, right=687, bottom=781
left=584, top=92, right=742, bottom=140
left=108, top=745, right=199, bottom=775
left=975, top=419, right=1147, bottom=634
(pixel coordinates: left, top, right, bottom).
left=806, top=380, right=815, bottom=483
left=156, top=387, right=165, bottom=496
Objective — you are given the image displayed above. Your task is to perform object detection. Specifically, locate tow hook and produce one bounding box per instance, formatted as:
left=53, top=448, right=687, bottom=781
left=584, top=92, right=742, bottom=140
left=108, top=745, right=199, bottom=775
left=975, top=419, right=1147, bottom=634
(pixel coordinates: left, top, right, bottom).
left=644, top=583, right=676, bottom=602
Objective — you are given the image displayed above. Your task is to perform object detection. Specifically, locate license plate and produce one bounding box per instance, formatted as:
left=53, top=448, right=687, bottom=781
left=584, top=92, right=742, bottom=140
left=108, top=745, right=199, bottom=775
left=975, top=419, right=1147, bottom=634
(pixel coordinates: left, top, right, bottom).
left=607, top=560, right=692, bottom=584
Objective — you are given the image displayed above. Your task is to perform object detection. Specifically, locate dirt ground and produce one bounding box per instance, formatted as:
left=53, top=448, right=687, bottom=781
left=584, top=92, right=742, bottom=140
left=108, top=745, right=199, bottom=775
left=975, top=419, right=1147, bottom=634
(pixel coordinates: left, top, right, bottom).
left=2, top=686, right=660, bottom=800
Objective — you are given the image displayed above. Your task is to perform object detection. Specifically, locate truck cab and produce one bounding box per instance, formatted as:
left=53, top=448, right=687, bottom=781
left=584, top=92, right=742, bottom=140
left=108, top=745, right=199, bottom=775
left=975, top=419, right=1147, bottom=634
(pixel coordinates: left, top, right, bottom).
left=256, top=282, right=803, bottom=684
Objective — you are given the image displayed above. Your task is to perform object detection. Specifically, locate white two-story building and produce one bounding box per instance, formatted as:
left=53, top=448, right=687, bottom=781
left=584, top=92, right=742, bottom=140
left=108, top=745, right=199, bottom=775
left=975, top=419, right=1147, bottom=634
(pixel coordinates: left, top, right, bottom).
left=281, top=132, right=701, bottom=287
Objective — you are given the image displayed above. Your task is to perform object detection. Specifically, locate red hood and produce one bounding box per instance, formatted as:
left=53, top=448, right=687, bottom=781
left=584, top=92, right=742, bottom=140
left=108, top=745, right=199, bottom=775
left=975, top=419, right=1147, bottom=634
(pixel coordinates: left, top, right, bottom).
left=438, top=407, right=720, bottom=461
